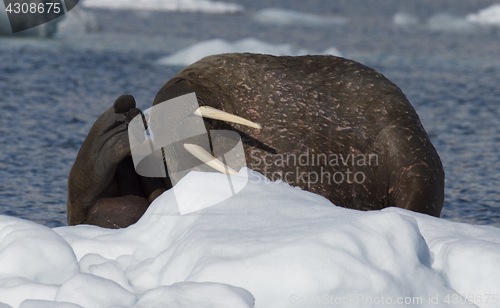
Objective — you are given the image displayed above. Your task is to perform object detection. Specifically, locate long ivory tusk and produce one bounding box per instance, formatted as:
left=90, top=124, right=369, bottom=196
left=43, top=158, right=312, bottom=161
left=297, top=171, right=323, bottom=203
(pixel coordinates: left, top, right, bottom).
left=194, top=106, right=262, bottom=129
left=183, top=143, right=238, bottom=175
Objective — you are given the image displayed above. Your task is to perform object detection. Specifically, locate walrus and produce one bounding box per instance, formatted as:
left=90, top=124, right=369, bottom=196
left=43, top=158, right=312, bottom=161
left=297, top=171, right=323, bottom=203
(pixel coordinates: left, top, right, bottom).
left=67, top=53, right=444, bottom=228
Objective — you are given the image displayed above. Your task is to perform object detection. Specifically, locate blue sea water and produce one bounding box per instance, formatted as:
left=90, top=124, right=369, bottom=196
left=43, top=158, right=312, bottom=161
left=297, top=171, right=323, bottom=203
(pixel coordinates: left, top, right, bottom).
left=0, top=0, right=499, bottom=227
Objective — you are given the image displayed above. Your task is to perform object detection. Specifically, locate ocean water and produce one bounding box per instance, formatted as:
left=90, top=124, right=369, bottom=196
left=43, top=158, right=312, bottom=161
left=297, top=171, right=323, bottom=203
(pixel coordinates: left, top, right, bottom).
left=0, top=0, right=499, bottom=227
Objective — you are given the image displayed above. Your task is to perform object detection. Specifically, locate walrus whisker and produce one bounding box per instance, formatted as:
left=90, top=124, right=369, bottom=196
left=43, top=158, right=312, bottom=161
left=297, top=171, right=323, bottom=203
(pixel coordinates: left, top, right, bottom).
left=194, top=106, right=262, bottom=129
left=183, top=143, right=238, bottom=175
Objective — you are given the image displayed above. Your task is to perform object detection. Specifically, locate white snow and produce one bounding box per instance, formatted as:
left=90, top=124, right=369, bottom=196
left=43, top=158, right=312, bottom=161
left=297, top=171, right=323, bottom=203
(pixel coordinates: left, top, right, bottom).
left=1, top=168, right=500, bottom=308
left=82, top=0, right=244, bottom=14
left=466, top=4, right=500, bottom=27
left=157, top=37, right=342, bottom=66
left=174, top=172, right=248, bottom=215
left=252, top=8, right=348, bottom=27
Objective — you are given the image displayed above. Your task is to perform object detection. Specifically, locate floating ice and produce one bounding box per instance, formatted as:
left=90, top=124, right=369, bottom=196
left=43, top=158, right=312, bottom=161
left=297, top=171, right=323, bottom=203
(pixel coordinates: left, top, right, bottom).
left=392, top=12, right=419, bottom=26
left=426, top=14, right=480, bottom=33
left=82, top=0, right=244, bottom=14
left=396, top=5, right=500, bottom=33
left=0, top=169, right=500, bottom=308
left=56, top=7, right=101, bottom=36
left=321, top=46, right=343, bottom=57
left=157, top=37, right=342, bottom=66
left=466, top=4, right=500, bottom=27
left=157, top=38, right=296, bottom=66
left=252, top=8, right=348, bottom=27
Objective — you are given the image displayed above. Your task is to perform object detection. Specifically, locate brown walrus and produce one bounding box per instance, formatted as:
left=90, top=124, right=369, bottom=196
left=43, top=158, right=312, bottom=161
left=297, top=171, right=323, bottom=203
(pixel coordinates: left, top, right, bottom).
left=67, top=53, right=444, bottom=228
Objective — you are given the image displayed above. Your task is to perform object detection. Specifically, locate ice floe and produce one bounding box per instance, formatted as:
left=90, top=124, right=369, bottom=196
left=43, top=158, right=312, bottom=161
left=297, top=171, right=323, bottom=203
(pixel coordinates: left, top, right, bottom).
left=0, top=169, right=499, bottom=307
left=157, top=37, right=342, bottom=66
left=393, top=4, right=500, bottom=32
left=466, top=4, right=500, bottom=27
left=82, top=0, right=244, bottom=14
left=252, top=8, right=348, bottom=27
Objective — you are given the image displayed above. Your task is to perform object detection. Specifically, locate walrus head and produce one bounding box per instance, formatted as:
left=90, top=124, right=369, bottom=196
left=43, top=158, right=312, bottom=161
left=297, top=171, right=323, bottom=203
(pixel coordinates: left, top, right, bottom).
left=143, top=79, right=262, bottom=184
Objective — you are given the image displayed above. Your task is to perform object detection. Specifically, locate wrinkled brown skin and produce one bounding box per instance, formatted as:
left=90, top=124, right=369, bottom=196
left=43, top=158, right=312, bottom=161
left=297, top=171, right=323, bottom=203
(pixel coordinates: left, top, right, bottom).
left=67, top=95, right=166, bottom=228
left=68, top=53, right=444, bottom=228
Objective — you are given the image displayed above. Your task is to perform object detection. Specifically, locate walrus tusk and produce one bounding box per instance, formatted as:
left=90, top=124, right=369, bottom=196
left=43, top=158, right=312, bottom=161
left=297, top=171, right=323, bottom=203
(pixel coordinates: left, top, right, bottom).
left=183, top=143, right=239, bottom=175
left=194, top=106, right=262, bottom=129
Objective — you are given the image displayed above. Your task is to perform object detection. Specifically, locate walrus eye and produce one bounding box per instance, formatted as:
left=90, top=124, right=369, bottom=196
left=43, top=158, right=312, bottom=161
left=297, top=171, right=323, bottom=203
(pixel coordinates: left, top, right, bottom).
left=183, top=143, right=238, bottom=175
left=194, top=106, right=262, bottom=129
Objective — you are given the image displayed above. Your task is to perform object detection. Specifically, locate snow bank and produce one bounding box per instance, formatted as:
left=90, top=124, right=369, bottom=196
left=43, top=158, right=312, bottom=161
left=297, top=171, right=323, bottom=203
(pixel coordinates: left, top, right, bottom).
left=157, top=38, right=342, bottom=66
left=1, top=169, right=500, bottom=308
left=82, top=0, right=244, bottom=14
left=252, top=8, right=348, bottom=27
left=466, top=4, right=500, bottom=27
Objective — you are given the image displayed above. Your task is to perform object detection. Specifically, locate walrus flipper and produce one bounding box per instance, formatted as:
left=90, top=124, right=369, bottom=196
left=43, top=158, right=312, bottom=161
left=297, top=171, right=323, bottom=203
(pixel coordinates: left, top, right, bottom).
left=67, top=95, right=167, bottom=228
left=375, top=115, right=445, bottom=217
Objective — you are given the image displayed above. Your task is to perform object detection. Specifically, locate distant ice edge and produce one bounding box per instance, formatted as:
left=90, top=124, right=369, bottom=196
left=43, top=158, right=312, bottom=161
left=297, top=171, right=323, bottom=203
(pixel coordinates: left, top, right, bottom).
left=393, top=4, right=500, bottom=33
left=82, top=0, right=244, bottom=14
left=157, top=38, right=343, bottom=67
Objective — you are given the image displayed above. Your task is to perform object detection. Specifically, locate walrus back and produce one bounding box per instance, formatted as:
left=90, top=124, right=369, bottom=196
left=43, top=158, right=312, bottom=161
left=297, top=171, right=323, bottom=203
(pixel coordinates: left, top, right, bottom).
left=155, top=53, right=444, bottom=216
